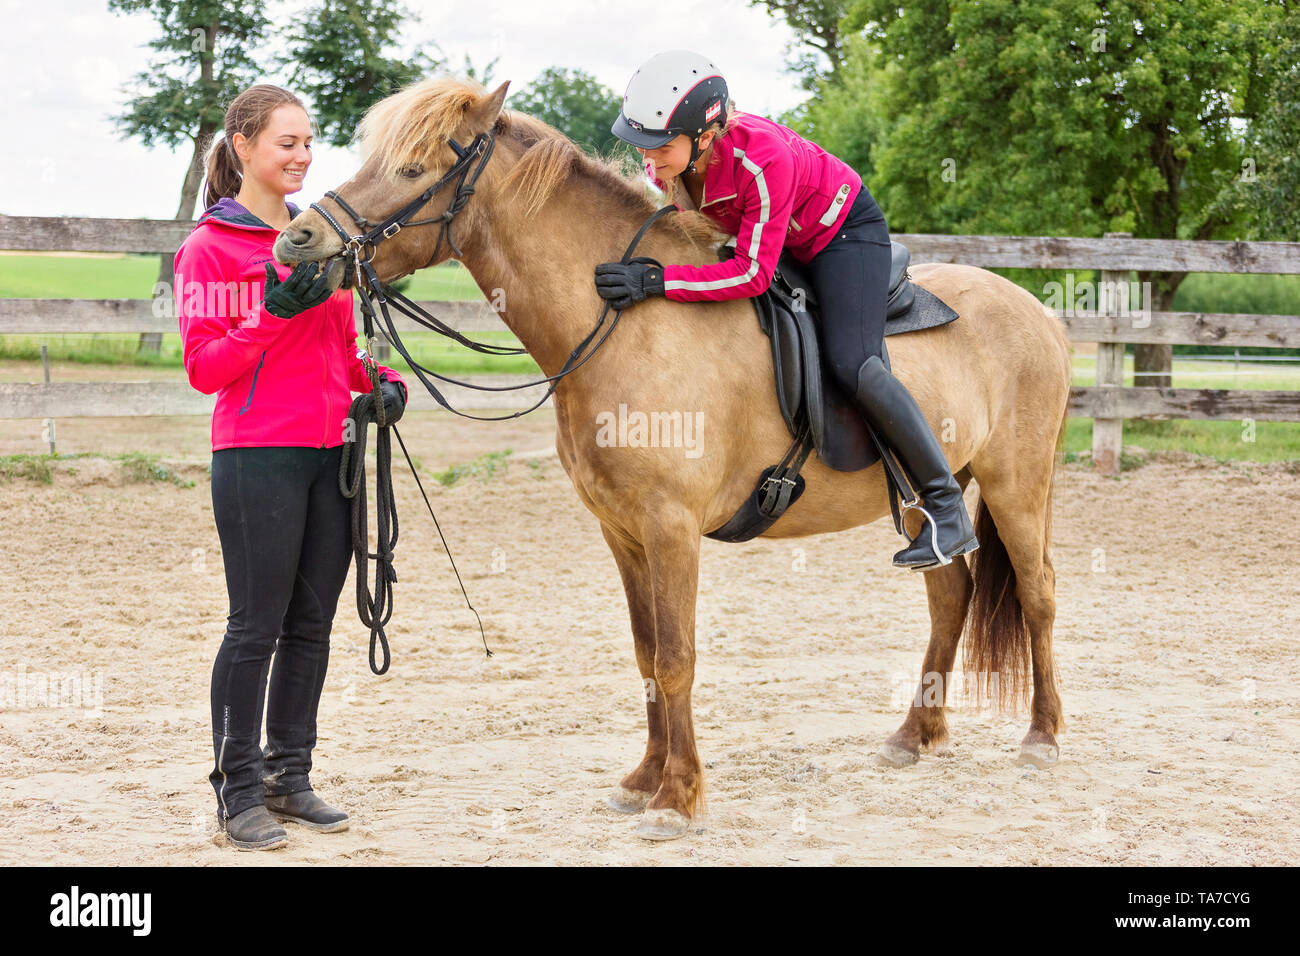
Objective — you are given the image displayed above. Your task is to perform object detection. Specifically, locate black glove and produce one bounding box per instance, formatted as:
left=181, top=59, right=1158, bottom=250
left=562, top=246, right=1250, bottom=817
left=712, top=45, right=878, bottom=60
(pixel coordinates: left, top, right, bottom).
left=594, top=259, right=665, bottom=311
left=377, top=371, right=406, bottom=425
left=262, top=260, right=333, bottom=318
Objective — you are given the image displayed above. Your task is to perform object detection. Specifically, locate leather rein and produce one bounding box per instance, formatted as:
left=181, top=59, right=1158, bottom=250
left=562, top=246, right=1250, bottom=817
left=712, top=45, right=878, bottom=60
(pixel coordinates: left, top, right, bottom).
left=307, top=129, right=673, bottom=675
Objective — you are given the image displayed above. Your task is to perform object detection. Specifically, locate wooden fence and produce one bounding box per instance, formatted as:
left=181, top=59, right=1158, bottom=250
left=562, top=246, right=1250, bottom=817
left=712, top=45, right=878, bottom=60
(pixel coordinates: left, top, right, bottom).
left=2, top=215, right=1298, bottom=475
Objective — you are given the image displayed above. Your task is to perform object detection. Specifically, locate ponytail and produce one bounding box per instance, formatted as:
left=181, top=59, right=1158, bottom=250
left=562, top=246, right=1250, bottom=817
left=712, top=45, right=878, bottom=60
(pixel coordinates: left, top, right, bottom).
left=203, top=134, right=242, bottom=208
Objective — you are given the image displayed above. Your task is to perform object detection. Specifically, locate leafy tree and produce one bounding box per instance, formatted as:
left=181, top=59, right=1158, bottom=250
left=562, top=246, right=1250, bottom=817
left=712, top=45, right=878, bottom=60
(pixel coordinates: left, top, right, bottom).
left=279, top=0, right=441, bottom=147
left=507, top=67, right=626, bottom=157
left=748, top=0, right=850, bottom=88
left=782, top=31, right=887, bottom=180
left=110, top=0, right=269, bottom=224
left=110, top=0, right=270, bottom=352
left=1211, top=28, right=1300, bottom=241
left=825, top=0, right=1294, bottom=385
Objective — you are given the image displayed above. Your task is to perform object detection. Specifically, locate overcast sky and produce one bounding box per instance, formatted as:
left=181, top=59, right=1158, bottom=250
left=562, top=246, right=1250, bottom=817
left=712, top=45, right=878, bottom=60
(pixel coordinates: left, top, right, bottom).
left=2, top=0, right=808, bottom=220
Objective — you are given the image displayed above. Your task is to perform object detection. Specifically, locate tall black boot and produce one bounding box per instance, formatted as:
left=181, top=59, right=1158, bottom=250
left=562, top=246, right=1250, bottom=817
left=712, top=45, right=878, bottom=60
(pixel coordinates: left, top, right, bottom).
left=852, top=355, right=978, bottom=570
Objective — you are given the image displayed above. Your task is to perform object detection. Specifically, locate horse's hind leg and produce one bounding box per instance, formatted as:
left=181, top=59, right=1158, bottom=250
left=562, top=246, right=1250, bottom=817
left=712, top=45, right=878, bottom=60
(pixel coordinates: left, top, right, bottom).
left=967, top=446, right=1064, bottom=768
left=600, top=522, right=665, bottom=813
left=879, top=483, right=975, bottom=766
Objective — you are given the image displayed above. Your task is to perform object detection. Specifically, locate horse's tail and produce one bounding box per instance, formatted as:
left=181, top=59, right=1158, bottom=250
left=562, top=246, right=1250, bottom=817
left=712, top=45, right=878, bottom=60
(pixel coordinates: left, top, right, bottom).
left=961, top=411, right=1066, bottom=712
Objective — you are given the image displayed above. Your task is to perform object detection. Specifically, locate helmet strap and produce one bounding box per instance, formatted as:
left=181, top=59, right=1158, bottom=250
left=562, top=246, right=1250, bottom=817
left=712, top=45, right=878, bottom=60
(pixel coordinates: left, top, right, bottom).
left=684, top=135, right=704, bottom=175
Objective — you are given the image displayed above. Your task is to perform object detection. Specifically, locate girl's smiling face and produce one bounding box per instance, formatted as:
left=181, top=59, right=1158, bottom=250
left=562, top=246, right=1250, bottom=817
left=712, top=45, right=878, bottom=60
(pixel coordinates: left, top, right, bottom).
left=638, top=130, right=716, bottom=180
left=233, top=104, right=313, bottom=196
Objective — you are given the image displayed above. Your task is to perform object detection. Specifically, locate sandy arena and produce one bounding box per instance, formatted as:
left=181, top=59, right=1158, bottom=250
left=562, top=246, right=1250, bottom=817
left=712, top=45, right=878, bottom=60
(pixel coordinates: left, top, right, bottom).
left=1, top=398, right=1297, bottom=865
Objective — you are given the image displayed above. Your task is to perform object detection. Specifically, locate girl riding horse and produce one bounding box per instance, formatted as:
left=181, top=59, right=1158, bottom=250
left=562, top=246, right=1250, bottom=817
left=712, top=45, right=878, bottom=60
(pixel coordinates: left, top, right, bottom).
left=594, top=50, right=977, bottom=570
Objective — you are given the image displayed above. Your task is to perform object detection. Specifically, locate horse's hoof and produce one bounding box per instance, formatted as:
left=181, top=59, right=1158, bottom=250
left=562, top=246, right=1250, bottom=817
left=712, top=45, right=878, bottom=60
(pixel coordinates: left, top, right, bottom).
left=1017, top=742, right=1059, bottom=769
left=606, top=786, right=653, bottom=814
left=635, top=808, right=692, bottom=841
left=877, top=742, right=920, bottom=767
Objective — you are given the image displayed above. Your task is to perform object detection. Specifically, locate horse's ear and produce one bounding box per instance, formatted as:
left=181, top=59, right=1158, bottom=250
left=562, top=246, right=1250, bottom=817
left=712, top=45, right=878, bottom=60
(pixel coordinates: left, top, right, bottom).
left=465, top=80, right=511, bottom=132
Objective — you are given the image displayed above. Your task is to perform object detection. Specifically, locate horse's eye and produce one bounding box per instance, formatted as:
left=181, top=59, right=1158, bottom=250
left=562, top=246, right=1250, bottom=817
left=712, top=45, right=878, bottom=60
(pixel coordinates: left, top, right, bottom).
left=398, top=164, right=424, bottom=179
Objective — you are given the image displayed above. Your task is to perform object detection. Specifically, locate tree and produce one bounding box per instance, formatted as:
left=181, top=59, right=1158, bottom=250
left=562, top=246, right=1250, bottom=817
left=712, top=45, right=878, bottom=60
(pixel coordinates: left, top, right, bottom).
left=279, top=0, right=441, bottom=147
left=749, top=0, right=850, bottom=89
left=1212, top=28, right=1300, bottom=242
left=781, top=31, right=887, bottom=180
left=110, top=0, right=271, bottom=352
left=834, top=0, right=1294, bottom=387
left=110, top=0, right=269, bottom=222
left=506, top=67, right=626, bottom=157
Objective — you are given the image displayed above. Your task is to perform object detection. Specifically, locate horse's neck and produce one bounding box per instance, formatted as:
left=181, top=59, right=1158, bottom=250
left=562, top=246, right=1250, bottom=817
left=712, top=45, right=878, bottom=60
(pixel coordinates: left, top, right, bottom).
left=456, top=187, right=666, bottom=380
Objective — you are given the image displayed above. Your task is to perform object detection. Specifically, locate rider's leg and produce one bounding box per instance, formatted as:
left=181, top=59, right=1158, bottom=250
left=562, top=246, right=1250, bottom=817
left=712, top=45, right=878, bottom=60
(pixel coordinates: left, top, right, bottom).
left=810, top=191, right=977, bottom=569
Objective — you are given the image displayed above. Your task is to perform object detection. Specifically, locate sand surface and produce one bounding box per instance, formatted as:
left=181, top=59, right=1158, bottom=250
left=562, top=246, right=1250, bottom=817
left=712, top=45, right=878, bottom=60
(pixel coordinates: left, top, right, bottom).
left=1, top=408, right=1297, bottom=866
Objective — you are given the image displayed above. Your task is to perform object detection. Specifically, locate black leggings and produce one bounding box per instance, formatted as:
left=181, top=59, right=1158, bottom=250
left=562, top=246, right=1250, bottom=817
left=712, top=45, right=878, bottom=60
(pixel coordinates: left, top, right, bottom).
left=208, top=445, right=351, bottom=821
left=805, top=188, right=892, bottom=394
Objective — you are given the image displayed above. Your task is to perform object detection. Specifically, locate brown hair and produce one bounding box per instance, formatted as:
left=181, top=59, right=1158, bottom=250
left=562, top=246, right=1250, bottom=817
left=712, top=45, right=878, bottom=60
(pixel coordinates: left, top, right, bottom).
left=202, top=85, right=309, bottom=209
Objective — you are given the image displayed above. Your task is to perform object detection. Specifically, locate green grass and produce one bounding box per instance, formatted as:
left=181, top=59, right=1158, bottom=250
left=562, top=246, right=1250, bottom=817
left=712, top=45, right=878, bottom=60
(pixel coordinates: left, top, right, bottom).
left=1063, top=418, right=1300, bottom=464
left=0, top=451, right=196, bottom=486
left=431, top=449, right=513, bottom=487
left=0, top=254, right=164, bottom=299
left=0, top=328, right=540, bottom=376
left=1071, top=354, right=1300, bottom=391
left=0, top=253, right=485, bottom=301
left=0, top=254, right=532, bottom=372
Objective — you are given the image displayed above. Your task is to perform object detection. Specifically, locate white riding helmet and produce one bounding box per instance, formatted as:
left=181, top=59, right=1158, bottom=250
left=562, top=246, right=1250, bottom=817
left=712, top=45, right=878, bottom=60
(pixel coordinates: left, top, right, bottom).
left=612, top=50, right=729, bottom=169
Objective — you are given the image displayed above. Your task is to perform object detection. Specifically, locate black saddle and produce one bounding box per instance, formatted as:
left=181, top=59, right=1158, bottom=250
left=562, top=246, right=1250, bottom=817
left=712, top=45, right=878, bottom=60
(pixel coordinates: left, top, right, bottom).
left=706, top=241, right=960, bottom=543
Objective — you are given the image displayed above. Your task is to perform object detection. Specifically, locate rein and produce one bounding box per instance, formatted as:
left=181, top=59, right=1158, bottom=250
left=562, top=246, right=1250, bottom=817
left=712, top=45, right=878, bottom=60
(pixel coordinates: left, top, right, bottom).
left=309, top=133, right=675, bottom=672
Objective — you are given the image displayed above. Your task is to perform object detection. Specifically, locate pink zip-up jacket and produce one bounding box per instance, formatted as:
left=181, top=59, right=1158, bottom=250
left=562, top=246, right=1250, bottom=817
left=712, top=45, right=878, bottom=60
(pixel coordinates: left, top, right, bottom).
left=649, top=111, right=863, bottom=302
left=175, top=198, right=407, bottom=451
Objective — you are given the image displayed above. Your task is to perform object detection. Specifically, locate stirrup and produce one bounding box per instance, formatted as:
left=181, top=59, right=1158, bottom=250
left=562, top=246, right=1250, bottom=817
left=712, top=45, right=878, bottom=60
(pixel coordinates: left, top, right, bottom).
left=896, top=495, right=978, bottom=571
left=899, top=496, right=951, bottom=569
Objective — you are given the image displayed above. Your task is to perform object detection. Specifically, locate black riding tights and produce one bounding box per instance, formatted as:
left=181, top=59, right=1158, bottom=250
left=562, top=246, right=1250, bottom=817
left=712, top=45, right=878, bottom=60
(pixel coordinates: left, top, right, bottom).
left=805, top=188, right=892, bottom=393
left=208, top=445, right=351, bottom=822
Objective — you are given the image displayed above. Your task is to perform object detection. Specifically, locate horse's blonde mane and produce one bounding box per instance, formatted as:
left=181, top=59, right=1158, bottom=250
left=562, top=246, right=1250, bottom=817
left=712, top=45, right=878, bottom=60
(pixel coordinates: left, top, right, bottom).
left=355, top=75, right=723, bottom=248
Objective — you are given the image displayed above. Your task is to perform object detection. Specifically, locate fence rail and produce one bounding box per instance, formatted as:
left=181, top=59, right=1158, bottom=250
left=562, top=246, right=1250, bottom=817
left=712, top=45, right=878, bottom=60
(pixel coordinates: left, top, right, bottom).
left=3, top=215, right=1298, bottom=473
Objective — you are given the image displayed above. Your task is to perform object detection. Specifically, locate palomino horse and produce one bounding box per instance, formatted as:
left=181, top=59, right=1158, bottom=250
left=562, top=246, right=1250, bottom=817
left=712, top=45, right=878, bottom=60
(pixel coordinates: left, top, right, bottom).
left=275, top=78, right=1072, bottom=841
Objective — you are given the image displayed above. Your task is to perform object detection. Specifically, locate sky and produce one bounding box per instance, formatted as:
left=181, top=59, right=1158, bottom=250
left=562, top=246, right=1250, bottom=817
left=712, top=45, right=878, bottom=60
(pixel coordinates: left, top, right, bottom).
left=1, top=0, right=809, bottom=220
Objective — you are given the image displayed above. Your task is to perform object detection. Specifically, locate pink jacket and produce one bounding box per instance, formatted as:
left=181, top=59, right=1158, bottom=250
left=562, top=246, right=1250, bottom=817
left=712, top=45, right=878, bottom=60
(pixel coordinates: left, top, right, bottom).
left=651, top=111, right=863, bottom=302
left=174, top=198, right=407, bottom=451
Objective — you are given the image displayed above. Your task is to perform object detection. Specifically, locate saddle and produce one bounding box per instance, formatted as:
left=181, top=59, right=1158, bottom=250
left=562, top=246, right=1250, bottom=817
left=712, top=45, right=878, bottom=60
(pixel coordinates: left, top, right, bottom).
left=706, top=241, right=961, bottom=543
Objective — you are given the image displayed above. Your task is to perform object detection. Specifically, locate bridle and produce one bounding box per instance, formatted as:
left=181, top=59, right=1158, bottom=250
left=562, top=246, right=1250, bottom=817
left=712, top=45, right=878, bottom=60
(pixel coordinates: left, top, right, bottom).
left=311, top=131, right=496, bottom=283
left=307, top=125, right=673, bottom=423
left=303, top=125, right=673, bottom=676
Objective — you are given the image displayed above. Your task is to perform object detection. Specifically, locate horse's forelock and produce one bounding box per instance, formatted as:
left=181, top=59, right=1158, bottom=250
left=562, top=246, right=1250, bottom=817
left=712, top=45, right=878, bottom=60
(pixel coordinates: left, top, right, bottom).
left=355, top=76, right=487, bottom=176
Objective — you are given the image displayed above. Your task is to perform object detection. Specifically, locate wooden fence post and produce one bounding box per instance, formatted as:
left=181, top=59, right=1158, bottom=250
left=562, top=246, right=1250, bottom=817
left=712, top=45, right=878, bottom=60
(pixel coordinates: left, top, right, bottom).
left=1092, top=231, right=1131, bottom=475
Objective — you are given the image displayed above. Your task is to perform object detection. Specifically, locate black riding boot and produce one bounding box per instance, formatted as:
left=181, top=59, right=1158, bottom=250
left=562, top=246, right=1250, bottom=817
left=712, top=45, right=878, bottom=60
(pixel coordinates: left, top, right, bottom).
left=853, top=355, right=978, bottom=569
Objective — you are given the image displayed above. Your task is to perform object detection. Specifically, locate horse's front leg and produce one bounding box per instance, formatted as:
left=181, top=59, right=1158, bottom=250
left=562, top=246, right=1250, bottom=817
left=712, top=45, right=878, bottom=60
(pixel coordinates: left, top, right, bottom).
left=634, top=509, right=703, bottom=841
left=599, top=522, right=666, bottom=813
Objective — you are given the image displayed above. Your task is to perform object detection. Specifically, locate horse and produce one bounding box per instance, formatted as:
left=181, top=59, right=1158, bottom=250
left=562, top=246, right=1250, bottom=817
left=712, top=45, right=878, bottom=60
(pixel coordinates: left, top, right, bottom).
left=273, top=77, right=1073, bottom=841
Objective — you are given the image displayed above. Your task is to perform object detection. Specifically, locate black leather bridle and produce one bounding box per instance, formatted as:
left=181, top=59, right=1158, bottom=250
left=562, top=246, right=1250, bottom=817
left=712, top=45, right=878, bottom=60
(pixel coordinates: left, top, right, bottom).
left=306, top=127, right=674, bottom=676
left=311, top=131, right=496, bottom=283
left=308, top=129, right=673, bottom=423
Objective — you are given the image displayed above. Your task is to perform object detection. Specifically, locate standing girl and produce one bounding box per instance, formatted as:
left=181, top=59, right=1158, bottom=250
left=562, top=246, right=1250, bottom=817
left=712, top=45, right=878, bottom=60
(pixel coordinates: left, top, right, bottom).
left=175, top=85, right=408, bottom=849
left=595, top=51, right=976, bottom=569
